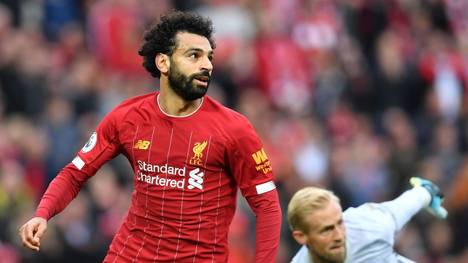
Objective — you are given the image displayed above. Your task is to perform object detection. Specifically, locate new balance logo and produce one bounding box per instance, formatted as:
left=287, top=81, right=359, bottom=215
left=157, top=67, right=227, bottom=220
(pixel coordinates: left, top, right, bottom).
left=188, top=168, right=204, bottom=190
left=252, top=148, right=268, bottom=165
left=134, top=140, right=150, bottom=150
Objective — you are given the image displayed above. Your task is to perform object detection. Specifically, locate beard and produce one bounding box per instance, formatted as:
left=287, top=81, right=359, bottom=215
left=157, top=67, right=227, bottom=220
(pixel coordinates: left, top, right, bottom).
left=313, top=251, right=346, bottom=263
left=168, top=62, right=211, bottom=101
left=308, top=243, right=346, bottom=263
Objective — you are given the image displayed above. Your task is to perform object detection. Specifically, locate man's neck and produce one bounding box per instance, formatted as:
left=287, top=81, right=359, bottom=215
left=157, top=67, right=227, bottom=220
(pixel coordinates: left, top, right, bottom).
left=157, top=85, right=202, bottom=117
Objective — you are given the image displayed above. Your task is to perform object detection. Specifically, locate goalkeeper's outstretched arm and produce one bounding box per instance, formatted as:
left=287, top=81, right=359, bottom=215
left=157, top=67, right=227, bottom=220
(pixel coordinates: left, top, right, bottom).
left=380, top=177, right=447, bottom=232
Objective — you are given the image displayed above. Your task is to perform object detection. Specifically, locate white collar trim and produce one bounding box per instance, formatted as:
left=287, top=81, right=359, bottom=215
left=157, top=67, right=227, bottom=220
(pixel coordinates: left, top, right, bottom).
left=156, top=94, right=204, bottom=118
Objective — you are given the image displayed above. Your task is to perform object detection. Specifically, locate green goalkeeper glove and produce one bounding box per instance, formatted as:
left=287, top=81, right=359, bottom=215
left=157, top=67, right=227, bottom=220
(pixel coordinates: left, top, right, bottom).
left=410, top=177, right=448, bottom=219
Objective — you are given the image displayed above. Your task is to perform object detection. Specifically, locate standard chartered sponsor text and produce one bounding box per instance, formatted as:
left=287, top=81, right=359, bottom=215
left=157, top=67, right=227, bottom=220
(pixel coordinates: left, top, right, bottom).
left=138, top=160, right=186, bottom=176
left=137, top=171, right=185, bottom=188
left=137, top=160, right=186, bottom=189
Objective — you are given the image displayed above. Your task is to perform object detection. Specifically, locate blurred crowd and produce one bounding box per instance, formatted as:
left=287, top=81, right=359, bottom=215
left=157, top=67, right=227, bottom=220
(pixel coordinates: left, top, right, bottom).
left=1, top=0, right=468, bottom=262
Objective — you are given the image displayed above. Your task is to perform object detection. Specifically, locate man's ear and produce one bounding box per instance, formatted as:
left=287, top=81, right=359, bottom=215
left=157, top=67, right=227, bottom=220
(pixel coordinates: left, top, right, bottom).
left=156, top=53, right=170, bottom=75
left=292, top=230, right=308, bottom=245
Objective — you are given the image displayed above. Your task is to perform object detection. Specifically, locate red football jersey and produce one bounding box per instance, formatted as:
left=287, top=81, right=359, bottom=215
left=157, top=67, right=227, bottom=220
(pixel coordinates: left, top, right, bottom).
left=36, top=92, right=281, bottom=263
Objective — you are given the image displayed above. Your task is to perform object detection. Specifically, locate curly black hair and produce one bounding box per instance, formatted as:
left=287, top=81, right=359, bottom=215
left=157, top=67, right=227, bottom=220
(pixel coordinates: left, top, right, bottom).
left=138, top=11, right=215, bottom=78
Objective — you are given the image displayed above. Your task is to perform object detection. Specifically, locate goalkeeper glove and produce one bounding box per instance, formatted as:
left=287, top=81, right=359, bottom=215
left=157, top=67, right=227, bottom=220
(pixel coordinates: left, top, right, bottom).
left=410, top=177, right=448, bottom=219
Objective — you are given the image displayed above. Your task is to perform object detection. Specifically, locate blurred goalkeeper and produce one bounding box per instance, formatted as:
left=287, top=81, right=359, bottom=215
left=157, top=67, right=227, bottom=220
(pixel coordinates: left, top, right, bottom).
left=288, top=177, right=447, bottom=263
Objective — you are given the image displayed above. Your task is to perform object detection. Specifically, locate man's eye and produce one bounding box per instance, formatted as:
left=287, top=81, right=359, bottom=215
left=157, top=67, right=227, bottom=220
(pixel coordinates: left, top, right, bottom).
left=322, top=227, right=333, bottom=234
left=189, top=53, right=197, bottom=59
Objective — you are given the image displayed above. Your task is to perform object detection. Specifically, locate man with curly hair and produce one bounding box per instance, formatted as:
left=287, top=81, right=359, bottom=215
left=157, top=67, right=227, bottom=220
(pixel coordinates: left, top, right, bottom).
left=19, top=11, right=281, bottom=262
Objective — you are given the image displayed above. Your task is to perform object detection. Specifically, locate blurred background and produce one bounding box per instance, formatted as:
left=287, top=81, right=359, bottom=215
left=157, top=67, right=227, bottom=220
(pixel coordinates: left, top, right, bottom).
left=0, top=0, right=468, bottom=262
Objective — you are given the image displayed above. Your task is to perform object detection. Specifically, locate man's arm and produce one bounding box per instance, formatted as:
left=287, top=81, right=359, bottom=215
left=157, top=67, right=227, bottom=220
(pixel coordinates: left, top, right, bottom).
left=20, top=154, right=116, bottom=249
left=245, top=189, right=282, bottom=262
left=342, top=177, right=447, bottom=251
left=19, top=165, right=91, bottom=251
left=379, top=186, right=431, bottom=231
left=380, top=177, right=447, bottom=232
left=19, top=112, right=121, bottom=250
left=35, top=163, right=100, bottom=220
left=227, top=117, right=282, bottom=262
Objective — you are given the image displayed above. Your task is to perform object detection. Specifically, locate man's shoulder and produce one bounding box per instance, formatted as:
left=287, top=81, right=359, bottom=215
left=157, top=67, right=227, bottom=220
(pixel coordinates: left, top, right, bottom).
left=108, top=92, right=156, bottom=118
left=204, top=96, right=251, bottom=126
left=343, top=203, right=396, bottom=253
left=343, top=203, right=393, bottom=226
left=290, top=245, right=311, bottom=263
left=343, top=204, right=385, bottom=231
left=116, top=92, right=156, bottom=110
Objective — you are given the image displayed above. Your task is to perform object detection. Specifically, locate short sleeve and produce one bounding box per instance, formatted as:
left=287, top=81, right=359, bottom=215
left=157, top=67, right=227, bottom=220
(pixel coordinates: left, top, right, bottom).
left=227, top=119, right=276, bottom=198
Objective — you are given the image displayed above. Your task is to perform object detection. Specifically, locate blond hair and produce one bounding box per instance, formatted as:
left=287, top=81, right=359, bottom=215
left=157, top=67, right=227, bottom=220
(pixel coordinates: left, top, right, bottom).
left=287, top=187, right=340, bottom=233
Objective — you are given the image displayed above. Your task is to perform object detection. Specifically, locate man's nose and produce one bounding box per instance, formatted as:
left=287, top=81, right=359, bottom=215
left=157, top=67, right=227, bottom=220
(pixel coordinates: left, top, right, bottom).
left=333, top=226, right=345, bottom=241
left=200, top=56, right=213, bottom=72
